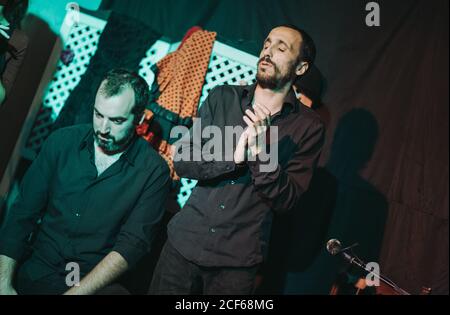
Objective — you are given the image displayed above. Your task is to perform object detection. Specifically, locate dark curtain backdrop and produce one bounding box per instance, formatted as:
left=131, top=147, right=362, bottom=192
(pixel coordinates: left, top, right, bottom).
left=100, top=0, right=448, bottom=294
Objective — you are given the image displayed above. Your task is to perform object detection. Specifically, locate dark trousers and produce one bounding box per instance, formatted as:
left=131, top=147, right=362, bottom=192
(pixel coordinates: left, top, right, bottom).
left=149, top=240, right=259, bottom=295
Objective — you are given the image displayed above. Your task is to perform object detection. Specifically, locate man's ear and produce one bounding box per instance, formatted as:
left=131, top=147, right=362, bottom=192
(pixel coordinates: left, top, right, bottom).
left=296, top=62, right=309, bottom=76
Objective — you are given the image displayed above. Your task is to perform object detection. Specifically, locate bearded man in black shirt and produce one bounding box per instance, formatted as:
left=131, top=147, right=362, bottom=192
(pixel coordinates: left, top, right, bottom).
left=0, top=69, right=170, bottom=295
left=150, top=25, right=325, bottom=295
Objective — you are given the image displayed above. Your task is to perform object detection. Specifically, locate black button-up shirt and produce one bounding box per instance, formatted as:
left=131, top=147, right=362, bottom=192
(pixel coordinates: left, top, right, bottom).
left=169, top=84, right=325, bottom=267
left=0, top=124, right=170, bottom=280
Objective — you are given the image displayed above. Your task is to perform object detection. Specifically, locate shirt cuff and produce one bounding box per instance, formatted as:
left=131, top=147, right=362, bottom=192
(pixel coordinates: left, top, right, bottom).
left=247, top=155, right=275, bottom=175
left=112, top=239, right=148, bottom=268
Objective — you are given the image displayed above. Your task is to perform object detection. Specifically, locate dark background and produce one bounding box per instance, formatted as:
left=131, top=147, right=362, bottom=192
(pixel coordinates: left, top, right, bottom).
left=0, top=0, right=448, bottom=294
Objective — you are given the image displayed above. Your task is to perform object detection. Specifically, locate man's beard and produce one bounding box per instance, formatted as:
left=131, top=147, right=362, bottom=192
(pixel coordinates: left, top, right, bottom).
left=94, top=127, right=135, bottom=154
left=256, top=57, right=297, bottom=90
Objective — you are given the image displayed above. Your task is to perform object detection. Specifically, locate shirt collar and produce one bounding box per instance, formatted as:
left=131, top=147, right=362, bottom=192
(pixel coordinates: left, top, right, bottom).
left=78, top=127, right=139, bottom=166
left=242, top=83, right=300, bottom=117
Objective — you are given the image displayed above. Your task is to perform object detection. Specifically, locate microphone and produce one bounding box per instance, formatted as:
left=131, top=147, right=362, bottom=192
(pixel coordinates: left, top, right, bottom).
left=326, top=238, right=342, bottom=255
left=326, top=238, right=359, bottom=256
left=326, top=238, right=364, bottom=269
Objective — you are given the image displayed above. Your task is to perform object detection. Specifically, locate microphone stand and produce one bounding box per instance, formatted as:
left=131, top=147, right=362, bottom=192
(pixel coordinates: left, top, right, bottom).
left=338, top=248, right=410, bottom=295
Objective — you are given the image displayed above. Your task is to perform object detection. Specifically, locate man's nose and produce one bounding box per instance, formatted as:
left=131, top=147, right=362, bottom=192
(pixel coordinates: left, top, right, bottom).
left=263, top=45, right=273, bottom=58
left=99, top=119, right=111, bottom=134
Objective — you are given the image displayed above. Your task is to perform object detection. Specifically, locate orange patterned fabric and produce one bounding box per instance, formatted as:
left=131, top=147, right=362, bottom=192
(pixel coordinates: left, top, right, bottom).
left=138, top=27, right=217, bottom=179
left=155, top=28, right=216, bottom=118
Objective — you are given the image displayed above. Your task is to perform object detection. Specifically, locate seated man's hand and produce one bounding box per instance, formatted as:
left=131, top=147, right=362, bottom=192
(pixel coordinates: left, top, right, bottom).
left=0, top=255, right=18, bottom=295
left=0, top=284, right=18, bottom=295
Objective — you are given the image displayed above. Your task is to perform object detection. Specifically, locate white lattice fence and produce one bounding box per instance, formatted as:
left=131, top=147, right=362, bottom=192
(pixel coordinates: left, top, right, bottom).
left=23, top=14, right=106, bottom=159
left=25, top=11, right=258, bottom=208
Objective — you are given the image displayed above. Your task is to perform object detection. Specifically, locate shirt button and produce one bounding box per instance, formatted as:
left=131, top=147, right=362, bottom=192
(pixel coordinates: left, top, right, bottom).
left=219, top=204, right=225, bottom=210
left=210, top=228, right=216, bottom=233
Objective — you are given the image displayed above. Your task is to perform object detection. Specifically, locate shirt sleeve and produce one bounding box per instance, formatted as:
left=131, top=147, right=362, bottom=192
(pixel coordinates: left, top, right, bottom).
left=112, top=163, right=171, bottom=268
left=0, top=131, right=56, bottom=261
left=247, top=118, right=325, bottom=213
left=172, top=86, right=237, bottom=180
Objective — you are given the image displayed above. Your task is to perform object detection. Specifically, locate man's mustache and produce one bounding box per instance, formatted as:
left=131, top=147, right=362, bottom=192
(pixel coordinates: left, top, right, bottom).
left=258, top=56, right=275, bottom=67
left=95, top=131, right=113, bottom=140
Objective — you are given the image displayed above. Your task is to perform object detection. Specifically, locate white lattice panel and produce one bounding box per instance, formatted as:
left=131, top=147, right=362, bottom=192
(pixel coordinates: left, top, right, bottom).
left=44, top=12, right=106, bottom=120
left=200, top=41, right=258, bottom=104
left=29, top=11, right=259, bottom=208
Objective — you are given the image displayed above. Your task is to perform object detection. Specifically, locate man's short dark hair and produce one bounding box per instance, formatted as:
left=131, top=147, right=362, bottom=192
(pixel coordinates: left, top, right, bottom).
left=294, top=63, right=324, bottom=108
left=98, top=69, right=149, bottom=124
left=276, top=24, right=316, bottom=65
